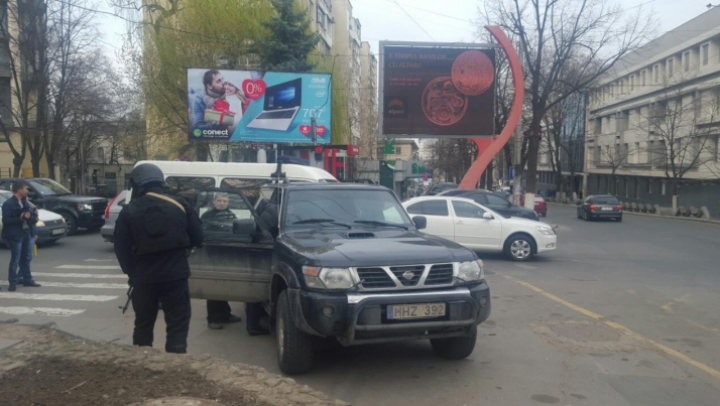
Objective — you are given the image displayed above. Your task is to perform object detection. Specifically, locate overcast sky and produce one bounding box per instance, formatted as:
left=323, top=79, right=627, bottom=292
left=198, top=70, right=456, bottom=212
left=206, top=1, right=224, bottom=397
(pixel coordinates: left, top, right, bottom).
left=95, top=0, right=713, bottom=66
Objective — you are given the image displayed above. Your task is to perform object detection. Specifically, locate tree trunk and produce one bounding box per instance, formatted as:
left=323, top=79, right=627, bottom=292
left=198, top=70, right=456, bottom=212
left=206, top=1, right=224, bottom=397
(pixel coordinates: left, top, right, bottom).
left=525, top=122, right=542, bottom=193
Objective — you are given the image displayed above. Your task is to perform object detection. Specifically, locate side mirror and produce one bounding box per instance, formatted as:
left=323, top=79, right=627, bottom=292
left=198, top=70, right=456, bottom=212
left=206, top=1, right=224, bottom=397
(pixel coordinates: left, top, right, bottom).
left=232, top=218, right=257, bottom=235
left=482, top=212, right=494, bottom=220
left=412, top=216, right=428, bottom=230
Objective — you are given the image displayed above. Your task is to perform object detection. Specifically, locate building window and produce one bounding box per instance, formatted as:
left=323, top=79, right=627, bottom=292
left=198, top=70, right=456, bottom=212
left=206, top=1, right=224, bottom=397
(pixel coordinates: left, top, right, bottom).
left=653, top=64, right=660, bottom=83
left=635, top=142, right=641, bottom=163
left=619, top=79, right=624, bottom=94
left=667, top=58, right=674, bottom=77
left=661, top=181, right=666, bottom=195
left=647, top=178, right=652, bottom=194
left=394, top=146, right=402, bottom=155
left=702, top=43, right=709, bottom=66
left=641, top=70, right=646, bottom=87
left=630, top=75, right=634, bottom=91
left=683, top=51, right=690, bottom=72
left=97, top=148, right=104, bottom=160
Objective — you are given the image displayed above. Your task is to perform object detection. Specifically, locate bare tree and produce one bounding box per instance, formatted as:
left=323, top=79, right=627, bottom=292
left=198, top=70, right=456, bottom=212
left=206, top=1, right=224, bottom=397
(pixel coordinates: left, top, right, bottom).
left=0, top=0, right=50, bottom=177
left=481, top=0, right=654, bottom=193
left=633, top=84, right=720, bottom=184
left=542, top=91, right=586, bottom=194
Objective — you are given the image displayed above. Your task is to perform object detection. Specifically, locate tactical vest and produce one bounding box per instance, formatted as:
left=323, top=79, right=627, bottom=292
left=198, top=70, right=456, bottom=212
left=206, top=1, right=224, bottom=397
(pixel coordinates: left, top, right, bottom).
left=128, top=193, right=191, bottom=255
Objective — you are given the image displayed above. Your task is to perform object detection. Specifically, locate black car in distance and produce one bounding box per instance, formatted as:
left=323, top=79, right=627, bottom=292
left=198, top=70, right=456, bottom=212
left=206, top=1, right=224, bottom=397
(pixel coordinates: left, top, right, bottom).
left=427, top=182, right=458, bottom=195
left=438, top=189, right=540, bottom=221
left=577, top=195, right=623, bottom=222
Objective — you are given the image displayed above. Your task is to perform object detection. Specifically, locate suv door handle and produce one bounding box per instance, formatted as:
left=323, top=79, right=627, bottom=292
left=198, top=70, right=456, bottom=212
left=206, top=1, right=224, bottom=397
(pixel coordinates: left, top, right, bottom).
left=456, top=220, right=464, bottom=225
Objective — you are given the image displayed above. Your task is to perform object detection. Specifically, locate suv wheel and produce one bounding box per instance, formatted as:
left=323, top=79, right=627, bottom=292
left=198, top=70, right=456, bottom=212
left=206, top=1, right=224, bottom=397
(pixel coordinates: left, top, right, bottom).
left=59, top=212, right=78, bottom=235
left=276, top=290, right=313, bottom=375
left=430, top=325, right=477, bottom=360
left=505, top=235, right=534, bottom=261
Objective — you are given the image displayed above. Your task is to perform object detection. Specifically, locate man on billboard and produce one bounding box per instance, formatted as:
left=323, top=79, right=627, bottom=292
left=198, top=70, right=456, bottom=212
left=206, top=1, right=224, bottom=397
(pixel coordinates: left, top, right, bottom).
left=191, top=69, right=227, bottom=132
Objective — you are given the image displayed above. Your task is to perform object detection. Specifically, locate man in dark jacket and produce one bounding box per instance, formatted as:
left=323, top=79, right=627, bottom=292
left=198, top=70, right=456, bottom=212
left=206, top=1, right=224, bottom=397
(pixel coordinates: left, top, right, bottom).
left=2, top=180, right=41, bottom=292
left=200, top=192, right=243, bottom=330
left=114, top=163, right=203, bottom=353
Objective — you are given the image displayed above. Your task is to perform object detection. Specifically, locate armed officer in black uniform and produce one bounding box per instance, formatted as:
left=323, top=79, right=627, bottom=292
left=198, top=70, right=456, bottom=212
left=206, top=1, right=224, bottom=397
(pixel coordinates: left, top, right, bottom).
left=114, top=163, right=203, bottom=353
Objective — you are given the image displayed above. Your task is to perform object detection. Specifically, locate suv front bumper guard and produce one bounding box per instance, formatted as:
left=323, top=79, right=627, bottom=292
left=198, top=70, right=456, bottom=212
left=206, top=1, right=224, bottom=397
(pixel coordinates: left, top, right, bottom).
left=289, top=283, right=491, bottom=346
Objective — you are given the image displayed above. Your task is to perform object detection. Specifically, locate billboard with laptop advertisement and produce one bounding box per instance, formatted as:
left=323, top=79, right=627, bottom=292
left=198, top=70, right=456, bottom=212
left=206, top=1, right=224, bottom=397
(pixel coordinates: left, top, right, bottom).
left=187, top=69, right=331, bottom=143
left=379, top=42, right=496, bottom=138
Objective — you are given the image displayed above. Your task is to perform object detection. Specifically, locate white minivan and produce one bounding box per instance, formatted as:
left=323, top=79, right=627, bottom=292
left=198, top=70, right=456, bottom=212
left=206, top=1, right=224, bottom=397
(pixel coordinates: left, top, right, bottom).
left=128, top=160, right=337, bottom=302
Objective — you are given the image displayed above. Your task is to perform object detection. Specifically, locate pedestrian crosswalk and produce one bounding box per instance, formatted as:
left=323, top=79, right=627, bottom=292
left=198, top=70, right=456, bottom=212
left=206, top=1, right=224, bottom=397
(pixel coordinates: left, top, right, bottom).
left=0, top=259, right=126, bottom=319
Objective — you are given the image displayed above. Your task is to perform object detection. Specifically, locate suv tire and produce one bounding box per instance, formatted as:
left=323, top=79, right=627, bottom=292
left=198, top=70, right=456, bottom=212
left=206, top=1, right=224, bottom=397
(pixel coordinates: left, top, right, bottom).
left=430, top=325, right=477, bottom=360
left=58, top=211, right=78, bottom=235
left=276, top=290, right=313, bottom=375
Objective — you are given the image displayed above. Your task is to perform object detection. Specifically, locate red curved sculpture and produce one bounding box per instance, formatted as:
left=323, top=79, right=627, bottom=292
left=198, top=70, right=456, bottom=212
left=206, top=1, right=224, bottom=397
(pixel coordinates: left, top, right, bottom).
left=459, top=26, right=524, bottom=190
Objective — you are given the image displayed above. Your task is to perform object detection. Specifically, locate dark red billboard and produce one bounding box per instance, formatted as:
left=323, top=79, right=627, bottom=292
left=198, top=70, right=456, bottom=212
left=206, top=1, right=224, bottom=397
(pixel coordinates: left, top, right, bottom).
left=380, top=43, right=496, bottom=137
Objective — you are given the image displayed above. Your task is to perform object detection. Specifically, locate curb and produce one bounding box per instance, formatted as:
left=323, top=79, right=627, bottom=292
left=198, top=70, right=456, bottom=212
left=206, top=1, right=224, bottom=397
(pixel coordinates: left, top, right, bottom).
left=546, top=202, right=720, bottom=226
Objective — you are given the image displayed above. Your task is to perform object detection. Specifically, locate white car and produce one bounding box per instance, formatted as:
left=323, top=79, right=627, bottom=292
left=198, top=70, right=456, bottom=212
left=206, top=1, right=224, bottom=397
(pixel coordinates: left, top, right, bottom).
left=0, top=190, right=67, bottom=245
left=403, top=196, right=557, bottom=261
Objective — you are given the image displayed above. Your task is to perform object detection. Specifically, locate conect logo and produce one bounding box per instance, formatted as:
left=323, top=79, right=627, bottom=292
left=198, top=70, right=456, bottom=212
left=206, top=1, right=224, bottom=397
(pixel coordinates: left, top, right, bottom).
left=193, top=129, right=229, bottom=137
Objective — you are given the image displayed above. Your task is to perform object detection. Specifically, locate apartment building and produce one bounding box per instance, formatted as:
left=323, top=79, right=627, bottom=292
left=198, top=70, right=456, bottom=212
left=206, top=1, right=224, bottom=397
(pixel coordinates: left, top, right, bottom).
left=586, top=7, right=720, bottom=206
left=359, top=41, right=378, bottom=158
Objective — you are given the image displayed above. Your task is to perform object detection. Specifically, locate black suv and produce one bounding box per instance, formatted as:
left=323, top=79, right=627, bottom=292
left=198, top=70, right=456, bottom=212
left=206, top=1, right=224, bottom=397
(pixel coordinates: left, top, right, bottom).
left=439, top=189, right=539, bottom=221
left=0, top=178, right=107, bottom=235
left=187, top=183, right=491, bottom=374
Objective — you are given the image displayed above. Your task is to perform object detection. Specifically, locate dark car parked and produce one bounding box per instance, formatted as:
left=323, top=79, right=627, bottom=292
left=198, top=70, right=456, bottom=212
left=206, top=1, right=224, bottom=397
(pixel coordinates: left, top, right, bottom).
left=427, top=183, right=458, bottom=196
left=0, top=178, right=108, bottom=235
left=577, top=195, right=623, bottom=222
left=439, top=189, right=540, bottom=221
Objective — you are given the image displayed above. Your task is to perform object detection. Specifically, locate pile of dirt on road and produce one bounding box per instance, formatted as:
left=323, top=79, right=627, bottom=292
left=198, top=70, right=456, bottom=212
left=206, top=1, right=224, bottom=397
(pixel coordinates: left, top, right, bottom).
left=0, top=322, right=347, bottom=406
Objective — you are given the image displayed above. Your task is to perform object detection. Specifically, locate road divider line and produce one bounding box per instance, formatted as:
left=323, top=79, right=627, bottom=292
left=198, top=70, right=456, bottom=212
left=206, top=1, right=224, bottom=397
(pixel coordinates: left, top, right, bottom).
left=502, top=274, right=720, bottom=383
left=33, top=272, right=127, bottom=279
left=0, top=281, right=126, bottom=289
left=84, top=259, right=118, bottom=262
left=0, top=306, right=85, bottom=317
left=56, top=265, right=121, bottom=270
left=0, top=292, right=117, bottom=302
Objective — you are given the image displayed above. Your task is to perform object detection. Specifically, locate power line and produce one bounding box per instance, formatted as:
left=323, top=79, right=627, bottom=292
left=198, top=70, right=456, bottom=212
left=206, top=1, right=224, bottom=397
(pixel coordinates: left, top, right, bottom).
left=390, top=0, right=436, bottom=42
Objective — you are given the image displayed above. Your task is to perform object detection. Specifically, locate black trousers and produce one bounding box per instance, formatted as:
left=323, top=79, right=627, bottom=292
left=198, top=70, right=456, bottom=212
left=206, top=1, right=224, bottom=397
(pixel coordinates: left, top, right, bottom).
left=132, top=278, right=191, bottom=354
left=206, top=300, right=232, bottom=323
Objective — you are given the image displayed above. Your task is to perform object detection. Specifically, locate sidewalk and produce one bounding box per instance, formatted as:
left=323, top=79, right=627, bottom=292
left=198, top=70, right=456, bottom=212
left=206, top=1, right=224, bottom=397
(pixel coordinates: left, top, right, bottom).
left=546, top=201, right=720, bottom=225
left=0, top=321, right=347, bottom=406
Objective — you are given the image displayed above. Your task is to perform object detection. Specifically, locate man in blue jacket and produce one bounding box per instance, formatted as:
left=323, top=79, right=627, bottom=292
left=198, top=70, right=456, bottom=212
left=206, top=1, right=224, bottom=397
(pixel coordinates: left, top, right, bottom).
left=1, top=180, right=41, bottom=292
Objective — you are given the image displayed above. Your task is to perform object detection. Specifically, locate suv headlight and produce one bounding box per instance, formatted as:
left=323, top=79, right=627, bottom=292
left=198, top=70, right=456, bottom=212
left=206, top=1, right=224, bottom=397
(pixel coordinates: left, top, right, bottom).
left=77, top=204, right=93, bottom=211
left=536, top=225, right=555, bottom=235
left=302, top=266, right=354, bottom=290
left=458, top=260, right=485, bottom=282
left=36, top=220, right=46, bottom=227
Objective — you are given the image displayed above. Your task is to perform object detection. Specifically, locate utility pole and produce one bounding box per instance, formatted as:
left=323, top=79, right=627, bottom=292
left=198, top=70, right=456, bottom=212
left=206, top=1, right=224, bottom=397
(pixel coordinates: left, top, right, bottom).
left=512, top=42, right=524, bottom=206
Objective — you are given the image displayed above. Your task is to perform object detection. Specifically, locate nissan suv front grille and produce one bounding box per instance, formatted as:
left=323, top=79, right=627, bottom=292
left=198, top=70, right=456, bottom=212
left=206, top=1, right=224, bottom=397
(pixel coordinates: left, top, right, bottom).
left=354, top=263, right=456, bottom=290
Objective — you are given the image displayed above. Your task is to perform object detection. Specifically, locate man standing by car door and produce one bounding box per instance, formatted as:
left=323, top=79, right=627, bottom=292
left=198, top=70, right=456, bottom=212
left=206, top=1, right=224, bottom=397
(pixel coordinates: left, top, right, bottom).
left=200, top=192, right=243, bottom=330
left=2, top=180, right=41, bottom=292
left=114, top=163, right=204, bottom=354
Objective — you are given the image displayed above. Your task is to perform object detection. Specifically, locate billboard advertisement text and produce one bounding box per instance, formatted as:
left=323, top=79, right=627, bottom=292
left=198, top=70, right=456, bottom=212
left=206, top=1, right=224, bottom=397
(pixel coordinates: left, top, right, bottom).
left=187, top=69, right=331, bottom=143
left=380, top=43, right=496, bottom=138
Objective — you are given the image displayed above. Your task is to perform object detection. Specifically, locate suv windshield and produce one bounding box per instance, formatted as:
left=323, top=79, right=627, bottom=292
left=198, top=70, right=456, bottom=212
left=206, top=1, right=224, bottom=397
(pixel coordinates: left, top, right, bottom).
left=284, top=189, right=413, bottom=229
left=29, top=179, right=72, bottom=196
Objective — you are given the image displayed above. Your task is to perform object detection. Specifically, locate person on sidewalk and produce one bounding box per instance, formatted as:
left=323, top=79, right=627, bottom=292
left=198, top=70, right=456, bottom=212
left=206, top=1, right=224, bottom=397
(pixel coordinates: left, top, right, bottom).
left=200, top=192, right=243, bottom=330
left=114, top=163, right=203, bottom=354
left=1, top=180, right=41, bottom=292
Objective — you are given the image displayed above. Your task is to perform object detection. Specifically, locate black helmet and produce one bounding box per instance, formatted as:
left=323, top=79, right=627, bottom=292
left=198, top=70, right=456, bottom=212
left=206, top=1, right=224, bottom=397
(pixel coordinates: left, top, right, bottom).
left=130, top=163, right=164, bottom=186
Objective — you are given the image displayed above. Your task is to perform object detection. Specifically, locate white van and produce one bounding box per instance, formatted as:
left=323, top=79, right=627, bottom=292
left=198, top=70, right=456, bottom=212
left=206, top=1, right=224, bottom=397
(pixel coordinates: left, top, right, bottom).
left=129, top=160, right=337, bottom=302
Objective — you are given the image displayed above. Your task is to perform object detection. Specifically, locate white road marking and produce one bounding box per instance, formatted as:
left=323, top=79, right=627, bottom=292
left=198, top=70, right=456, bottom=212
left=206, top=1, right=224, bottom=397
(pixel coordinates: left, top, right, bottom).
left=56, top=265, right=121, bottom=270
left=514, top=264, right=537, bottom=270
left=1, top=281, right=126, bottom=289
left=0, top=292, right=117, bottom=302
left=0, top=306, right=85, bottom=317
left=33, top=272, right=127, bottom=279
left=84, top=259, right=118, bottom=262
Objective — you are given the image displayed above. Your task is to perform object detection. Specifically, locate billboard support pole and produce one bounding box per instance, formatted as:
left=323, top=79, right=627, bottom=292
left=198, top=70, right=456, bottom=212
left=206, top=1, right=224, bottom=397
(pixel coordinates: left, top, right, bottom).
left=459, top=27, right=524, bottom=190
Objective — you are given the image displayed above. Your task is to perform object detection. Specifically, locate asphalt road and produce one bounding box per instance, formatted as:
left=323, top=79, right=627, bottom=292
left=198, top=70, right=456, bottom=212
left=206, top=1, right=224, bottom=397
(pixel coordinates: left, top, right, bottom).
left=2, top=206, right=720, bottom=406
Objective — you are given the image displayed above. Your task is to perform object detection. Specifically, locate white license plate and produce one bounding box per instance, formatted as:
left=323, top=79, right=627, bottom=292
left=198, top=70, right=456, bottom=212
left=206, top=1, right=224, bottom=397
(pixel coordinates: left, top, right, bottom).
left=387, top=303, right=446, bottom=320
left=52, top=228, right=65, bottom=235
left=601, top=206, right=613, bottom=211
